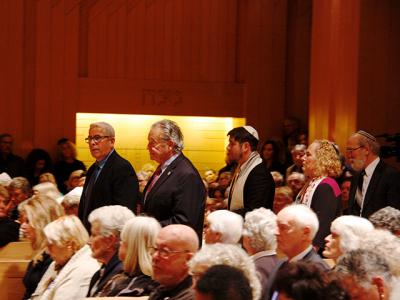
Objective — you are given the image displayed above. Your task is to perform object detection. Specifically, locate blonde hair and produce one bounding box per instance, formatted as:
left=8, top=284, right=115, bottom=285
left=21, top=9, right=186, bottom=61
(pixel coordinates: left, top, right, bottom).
left=313, top=139, right=342, bottom=178
left=18, top=195, right=64, bottom=263
left=0, top=185, right=9, bottom=199
left=39, top=172, right=57, bottom=184
left=275, top=186, right=293, bottom=199
left=44, top=215, right=88, bottom=251
left=120, top=216, right=161, bottom=276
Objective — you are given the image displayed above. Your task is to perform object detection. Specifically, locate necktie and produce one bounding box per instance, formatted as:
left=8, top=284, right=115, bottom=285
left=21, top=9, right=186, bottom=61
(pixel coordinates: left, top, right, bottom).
left=82, top=164, right=100, bottom=220
left=356, top=170, right=366, bottom=209
left=144, top=166, right=162, bottom=202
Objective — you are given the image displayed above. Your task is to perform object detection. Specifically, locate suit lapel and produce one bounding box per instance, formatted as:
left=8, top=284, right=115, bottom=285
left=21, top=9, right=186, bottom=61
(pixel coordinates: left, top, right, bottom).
left=362, top=160, right=384, bottom=215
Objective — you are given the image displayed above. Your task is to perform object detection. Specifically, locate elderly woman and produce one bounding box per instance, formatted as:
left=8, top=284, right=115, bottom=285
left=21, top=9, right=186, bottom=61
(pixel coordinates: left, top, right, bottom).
left=369, top=206, right=400, bottom=237
left=60, top=187, right=83, bottom=216
left=323, top=215, right=374, bottom=263
left=273, top=186, right=293, bottom=214
left=242, top=208, right=278, bottom=299
left=31, top=216, right=99, bottom=300
left=188, top=243, right=261, bottom=300
left=86, top=205, right=135, bottom=297
left=297, top=139, right=342, bottom=251
left=19, top=195, right=64, bottom=300
left=94, top=216, right=160, bottom=296
left=204, top=209, right=243, bottom=244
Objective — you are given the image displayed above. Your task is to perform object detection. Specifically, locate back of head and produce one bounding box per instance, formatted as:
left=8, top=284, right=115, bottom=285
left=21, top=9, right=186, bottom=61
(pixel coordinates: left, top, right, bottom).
left=151, top=119, right=184, bottom=152
left=121, top=216, right=161, bottom=276
left=207, top=210, right=243, bottom=244
left=88, top=205, right=135, bottom=238
left=369, top=206, right=400, bottom=235
left=33, top=182, right=62, bottom=202
left=313, top=139, right=342, bottom=178
left=227, top=126, right=259, bottom=151
left=9, top=177, right=32, bottom=196
left=195, top=264, right=252, bottom=300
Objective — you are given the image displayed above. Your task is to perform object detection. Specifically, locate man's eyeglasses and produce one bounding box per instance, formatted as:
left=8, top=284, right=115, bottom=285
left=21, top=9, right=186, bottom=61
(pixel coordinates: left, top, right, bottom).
left=345, top=145, right=363, bottom=153
left=85, top=135, right=110, bottom=144
left=149, top=246, right=190, bottom=258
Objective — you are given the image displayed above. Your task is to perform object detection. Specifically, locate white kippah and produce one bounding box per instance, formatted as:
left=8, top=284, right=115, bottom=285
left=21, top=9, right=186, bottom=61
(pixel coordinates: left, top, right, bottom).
left=243, top=125, right=259, bottom=140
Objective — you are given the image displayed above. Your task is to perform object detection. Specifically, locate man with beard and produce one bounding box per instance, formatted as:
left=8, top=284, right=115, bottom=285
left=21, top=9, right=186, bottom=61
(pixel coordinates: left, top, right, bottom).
left=226, top=126, right=275, bottom=216
left=346, top=130, right=400, bottom=218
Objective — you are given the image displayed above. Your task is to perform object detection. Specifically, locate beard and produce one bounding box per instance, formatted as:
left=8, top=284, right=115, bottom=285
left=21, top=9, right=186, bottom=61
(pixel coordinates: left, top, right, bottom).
left=350, top=158, right=366, bottom=172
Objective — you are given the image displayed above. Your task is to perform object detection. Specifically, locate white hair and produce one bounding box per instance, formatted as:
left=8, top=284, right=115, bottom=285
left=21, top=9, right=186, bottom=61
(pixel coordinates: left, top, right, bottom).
left=207, top=210, right=243, bottom=244
left=278, top=204, right=319, bottom=239
left=88, top=205, right=135, bottom=237
left=90, top=122, right=115, bottom=137
left=33, top=182, right=62, bottom=202
left=243, top=208, right=277, bottom=252
left=188, top=243, right=261, bottom=300
left=151, top=119, right=184, bottom=152
left=61, top=187, right=83, bottom=209
left=330, top=215, right=374, bottom=253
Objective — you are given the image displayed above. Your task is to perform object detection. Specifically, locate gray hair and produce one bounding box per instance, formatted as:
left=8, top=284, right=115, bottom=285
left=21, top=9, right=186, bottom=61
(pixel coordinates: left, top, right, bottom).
left=88, top=205, right=135, bottom=238
left=278, top=204, right=319, bottom=239
left=9, top=177, right=32, bottom=195
left=336, top=249, right=392, bottom=289
left=61, top=187, right=83, bottom=209
left=330, top=216, right=374, bottom=253
left=243, top=208, right=277, bottom=252
left=291, top=144, right=307, bottom=153
left=369, top=206, right=400, bottom=235
left=151, top=119, right=184, bottom=152
left=207, top=210, right=243, bottom=244
left=90, top=122, right=115, bottom=137
left=359, top=229, right=400, bottom=277
left=353, top=131, right=380, bottom=155
left=188, top=243, right=261, bottom=300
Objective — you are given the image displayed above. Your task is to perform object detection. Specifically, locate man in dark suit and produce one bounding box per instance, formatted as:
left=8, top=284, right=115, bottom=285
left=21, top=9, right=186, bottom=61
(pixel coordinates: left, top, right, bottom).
left=346, top=130, right=400, bottom=218
left=226, top=126, right=275, bottom=216
left=265, top=204, right=329, bottom=300
left=142, top=119, right=206, bottom=241
left=78, top=122, right=139, bottom=230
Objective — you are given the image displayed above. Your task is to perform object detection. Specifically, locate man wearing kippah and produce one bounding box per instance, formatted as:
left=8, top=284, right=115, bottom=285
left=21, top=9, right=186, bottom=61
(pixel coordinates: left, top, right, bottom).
left=226, top=126, right=275, bottom=216
left=346, top=130, right=400, bottom=218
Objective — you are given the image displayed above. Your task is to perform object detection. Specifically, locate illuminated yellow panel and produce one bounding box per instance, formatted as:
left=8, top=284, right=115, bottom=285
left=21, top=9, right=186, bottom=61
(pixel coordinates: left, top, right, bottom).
left=76, top=113, right=245, bottom=176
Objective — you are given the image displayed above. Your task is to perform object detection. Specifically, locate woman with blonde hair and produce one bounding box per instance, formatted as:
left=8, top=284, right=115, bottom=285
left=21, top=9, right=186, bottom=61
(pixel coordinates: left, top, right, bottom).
left=95, top=216, right=161, bottom=296
left=31, top=215, right=99, bottom=300
left=297, top=139, right=342, bottom=252
left=19, top=195, right=64, bottom=300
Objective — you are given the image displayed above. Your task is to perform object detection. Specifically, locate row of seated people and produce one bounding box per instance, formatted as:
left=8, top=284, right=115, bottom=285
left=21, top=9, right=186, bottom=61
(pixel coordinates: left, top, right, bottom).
left=2, top=189, right=400, bottom=300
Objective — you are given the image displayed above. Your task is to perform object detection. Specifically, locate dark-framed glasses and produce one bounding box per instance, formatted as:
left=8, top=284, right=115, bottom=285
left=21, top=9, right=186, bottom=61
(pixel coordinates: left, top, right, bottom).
left=345, top=145, right=363, bottom=153
left=85, top=135, right=110, bottom=144
left=149, top=246, right=190, bottom=258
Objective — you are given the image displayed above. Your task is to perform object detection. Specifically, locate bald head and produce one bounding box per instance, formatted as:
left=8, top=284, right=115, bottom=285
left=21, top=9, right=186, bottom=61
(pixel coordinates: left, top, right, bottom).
left=158, top=224, right=199, bottom=252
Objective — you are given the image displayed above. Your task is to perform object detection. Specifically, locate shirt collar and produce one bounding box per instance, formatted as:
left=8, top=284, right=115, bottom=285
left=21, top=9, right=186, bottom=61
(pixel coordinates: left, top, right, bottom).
left=160, top=152, right=180, bottom=173
left=251, top=250, right=276, bottom=260
left=365, top=157, right=380, bottom=177
left=96, top=149, right=114, bottom=169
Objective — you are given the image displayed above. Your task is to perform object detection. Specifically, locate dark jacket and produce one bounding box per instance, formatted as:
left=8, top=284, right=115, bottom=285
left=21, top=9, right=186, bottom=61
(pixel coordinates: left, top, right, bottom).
left=22, top=253, right=53, bottom=300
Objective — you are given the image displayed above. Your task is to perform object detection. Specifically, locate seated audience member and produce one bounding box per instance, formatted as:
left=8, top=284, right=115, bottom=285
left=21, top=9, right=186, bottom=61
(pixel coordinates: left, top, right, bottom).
left=33, top=182, right=62, bottom=202
left=266, top=204, right=329, bottom=300
left=204, top=210, right=243, bottom=244
left=335, top=249, right=400, bottom=300
left=323, top=216, right=374, bottom=263
left=286, top=172, right=305, bottom=199
left=94, top=216, right=160, bottom=296
left=38, top=172, right=57, bottom=185
left=206, top=186, right=227, bottom=212
left=19, top=195, right=64, bottom=300
left=0, top=171, right=12, bottom=186
left=67, top=169, right=85, bottom=191
left=54, top=138, right=86, bottom=194
left=275, top=261, right=349, bottom=300
left=8, top=176, right=32, bottom=220
left=31, top=216, right=99, bottom=300
left=340, top=178, right=352, bottom=214
left=271, top=171, right=284, bottom=187
left=194, top=265, right=252, bottom=300
left=285, top=144, right=306, bottom=178
left=217, top=171, right=232, bottom=189
left=0, top=133, right=25, bottom=177
left=260, top=140, right=286, bottom=175
left=273, top=186, right=294, bottom=214
left=358, top=229, right=400, bottom=277
left=204, top=169, right=218, bottom=189
left=188, top=243, right=260, bottom=300
left=60, top=186, right=83, bottom=216
left=24, top=148, right=53, bottom=186
left=369, top=206, right=400, bottom=237
left=0, top=185, right=19, bottom=247
left=86, top=205, right=135, bottom=297
left=149, top=224, right=199, bottom=300
left=242, top=208, right=278, bottom=299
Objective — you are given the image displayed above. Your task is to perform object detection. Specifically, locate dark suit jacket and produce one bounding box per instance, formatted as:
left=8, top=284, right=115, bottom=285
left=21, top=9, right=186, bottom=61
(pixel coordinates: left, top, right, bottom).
left=88, top=252, right=123, bottom=297
left=78, top=150, right=139, bottom=230
left=253, top=253, right=278, bottom=300
left=142, top=153, right=206, bottom=241
left=0, top=217, right=19, bottom=247
left=348, top=160, right=400, bottom=218
left=264, top=249, right=329, bottom=300
left=233, top=162, right=275, bottom=217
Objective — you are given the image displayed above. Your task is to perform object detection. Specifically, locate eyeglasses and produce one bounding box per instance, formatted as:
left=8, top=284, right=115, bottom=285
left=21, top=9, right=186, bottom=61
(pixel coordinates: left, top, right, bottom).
left=345, top=145, right=363, bottom=153
left=149, top=246, right=191, bottom=258
left=85, top=135, right=110, bottom=144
